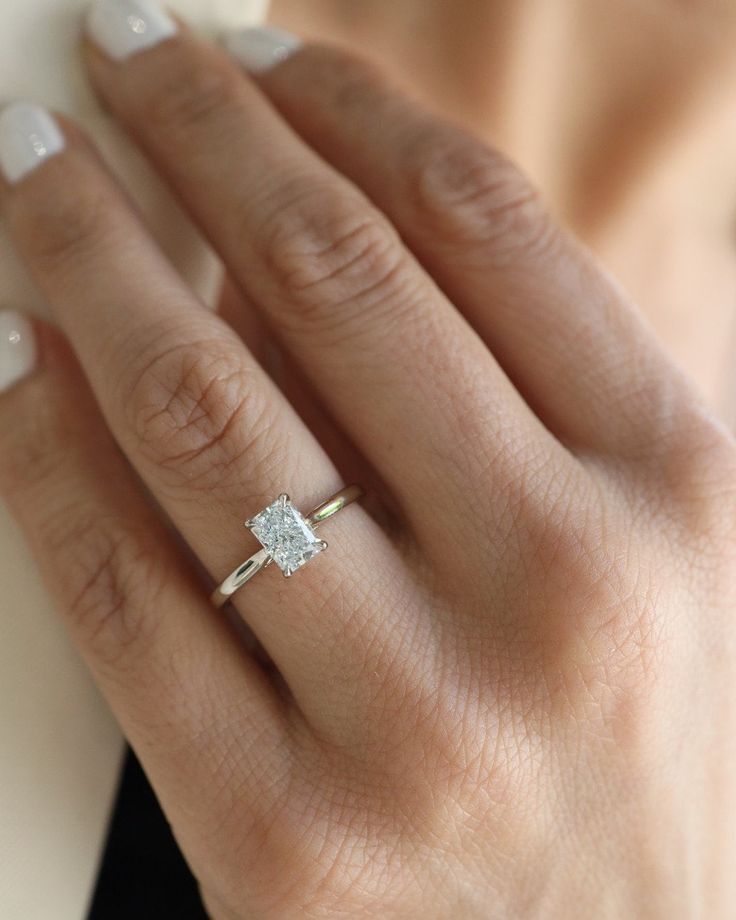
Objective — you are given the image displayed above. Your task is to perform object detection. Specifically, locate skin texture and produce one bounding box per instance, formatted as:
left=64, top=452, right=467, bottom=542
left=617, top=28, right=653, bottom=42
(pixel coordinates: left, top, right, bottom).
left=0, top=18, right=735, bottom=920
left=271, top=0, right=736, bottom=424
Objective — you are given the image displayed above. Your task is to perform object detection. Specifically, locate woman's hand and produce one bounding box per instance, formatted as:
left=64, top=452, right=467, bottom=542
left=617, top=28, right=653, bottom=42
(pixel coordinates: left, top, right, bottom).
left=0, top=6, right=735, bottom=917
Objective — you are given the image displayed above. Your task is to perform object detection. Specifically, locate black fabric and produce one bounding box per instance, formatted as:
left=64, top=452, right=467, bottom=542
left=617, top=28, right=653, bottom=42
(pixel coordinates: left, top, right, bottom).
left=88, top=747, right=207, bottom=919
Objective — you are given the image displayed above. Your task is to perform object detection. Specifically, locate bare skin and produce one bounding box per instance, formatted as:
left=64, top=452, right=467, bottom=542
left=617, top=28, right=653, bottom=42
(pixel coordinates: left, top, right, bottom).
left=0, top=10, right=735, bottom=920
left=272, top=0, right=736, bottom=422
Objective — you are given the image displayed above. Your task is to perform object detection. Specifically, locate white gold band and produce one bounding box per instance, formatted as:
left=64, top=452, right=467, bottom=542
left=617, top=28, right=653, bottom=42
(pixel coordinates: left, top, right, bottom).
left=211, top=484, right=364, bottom=609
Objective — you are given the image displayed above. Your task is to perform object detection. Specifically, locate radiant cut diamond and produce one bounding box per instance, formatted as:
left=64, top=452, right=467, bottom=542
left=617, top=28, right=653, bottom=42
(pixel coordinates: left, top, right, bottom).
left=246, top=494, right=327, bottom=577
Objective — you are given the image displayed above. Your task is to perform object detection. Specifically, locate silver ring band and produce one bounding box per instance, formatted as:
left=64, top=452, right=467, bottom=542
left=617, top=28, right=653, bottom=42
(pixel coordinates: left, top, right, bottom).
left=211, top=484, right=364, bottom=609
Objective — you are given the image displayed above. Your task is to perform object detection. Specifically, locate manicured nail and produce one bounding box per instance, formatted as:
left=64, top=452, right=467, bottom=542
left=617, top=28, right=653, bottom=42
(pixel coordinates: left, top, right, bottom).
left=223, top=26, right=302, bottom=74
left=86, top=0, right=178, bottom=62
left=0, top=311, right=37, bottom=393
left=0, top=102, right=65, bottom=184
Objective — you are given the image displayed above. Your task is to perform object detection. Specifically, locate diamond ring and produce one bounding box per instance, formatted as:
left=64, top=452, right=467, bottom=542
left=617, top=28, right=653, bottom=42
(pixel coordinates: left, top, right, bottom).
left=211, top=484, right=364, bottom=608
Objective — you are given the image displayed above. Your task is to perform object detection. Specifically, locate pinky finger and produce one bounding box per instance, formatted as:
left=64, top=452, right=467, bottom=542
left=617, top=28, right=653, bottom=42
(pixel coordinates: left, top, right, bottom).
left=0, top=312, right=290, bottom=867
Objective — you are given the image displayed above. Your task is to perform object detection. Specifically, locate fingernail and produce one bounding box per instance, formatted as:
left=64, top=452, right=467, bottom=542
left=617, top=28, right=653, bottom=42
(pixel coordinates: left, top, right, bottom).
left=86, top=0, right=178, bottom=62
left=0, top=311, right=37, bottom=393
left=0, top=102, right=65, bottom=184
left=223, top=26, right=302, bottom=74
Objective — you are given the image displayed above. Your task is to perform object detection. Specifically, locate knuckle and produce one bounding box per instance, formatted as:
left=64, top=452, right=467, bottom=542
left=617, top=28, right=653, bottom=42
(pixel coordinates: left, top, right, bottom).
left=254, top=184, right=406, bottom=336
left=408, top=126, right=558, bottom=264
left=144, top=54, right=241, bottom=137
left=519, top=489, right=660, bottom=686
left=319, top=48, right=390, bottom=114
left=14, top=177, right=112, bottom=274
left=0, top=392, right=70, bottom=497
left=123, top=336, right=283, bottom=490
left=660, top=406, right=736, bottom=550
left=43, top=509, right=162, bottom=666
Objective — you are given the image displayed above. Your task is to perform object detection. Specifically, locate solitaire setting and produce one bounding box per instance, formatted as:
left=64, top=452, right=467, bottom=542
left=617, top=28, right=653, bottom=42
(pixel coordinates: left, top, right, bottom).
left=211, top=484, right=364, bottom=608
left=246, top=493, right=328, bottom=577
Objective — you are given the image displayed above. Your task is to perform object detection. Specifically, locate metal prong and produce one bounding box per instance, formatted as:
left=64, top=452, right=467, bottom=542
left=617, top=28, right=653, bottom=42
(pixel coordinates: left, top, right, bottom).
left=318, top=540, right=329, bottom=551
left=283, top=567, right=293, bottom=578
left=279, top=493, right=289, bottom=505
left=244, top=517, right=256, bottom=529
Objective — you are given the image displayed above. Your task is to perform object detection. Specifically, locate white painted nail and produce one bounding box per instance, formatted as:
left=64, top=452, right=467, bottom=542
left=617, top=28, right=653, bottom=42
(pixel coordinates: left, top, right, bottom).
left=223, top=26, right=302, bottom=74
left=86, top=0, right=178, bottom=62
left=0, top=102, right=65, bottom=185
left=0, top=311, right=37, bottom=394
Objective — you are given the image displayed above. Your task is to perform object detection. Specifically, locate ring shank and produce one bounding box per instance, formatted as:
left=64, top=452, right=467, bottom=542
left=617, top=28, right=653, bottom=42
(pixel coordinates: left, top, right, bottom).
left=210, top=484, right=364, bottom=609
left=306, top=483, right=364, bottom=527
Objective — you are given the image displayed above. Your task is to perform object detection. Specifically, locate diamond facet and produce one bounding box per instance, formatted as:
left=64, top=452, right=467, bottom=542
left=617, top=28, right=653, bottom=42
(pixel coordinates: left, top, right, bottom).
left=247, top=494, right=326, bottom=576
